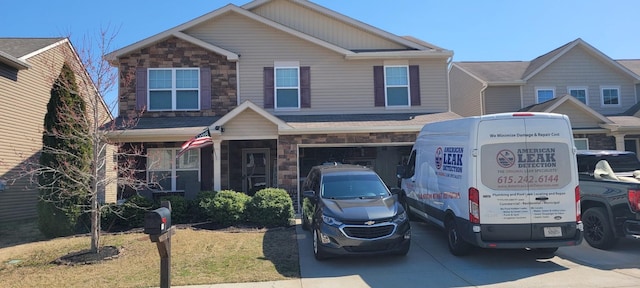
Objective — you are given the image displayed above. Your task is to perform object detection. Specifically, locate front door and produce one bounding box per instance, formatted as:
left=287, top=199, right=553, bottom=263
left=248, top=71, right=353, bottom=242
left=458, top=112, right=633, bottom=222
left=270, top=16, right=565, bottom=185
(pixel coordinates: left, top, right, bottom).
left=242, top=148, right=270, bottom=194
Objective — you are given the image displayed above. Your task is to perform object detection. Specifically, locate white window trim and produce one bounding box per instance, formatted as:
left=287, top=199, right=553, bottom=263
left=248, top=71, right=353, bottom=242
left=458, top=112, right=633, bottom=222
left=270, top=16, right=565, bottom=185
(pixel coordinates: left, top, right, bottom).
left=574, top=138, right=589, bottom=150
left=148, top=68, right=200, bottom=111
left=384, top=65, right=411, bottom=108
left=147, top=148, right=201, bottom=191
left=567, top=86, right=588, bottom=105
left=535, top=87, right=555, bottom=104
left=600, top=85, right=621, bottom=107
left=274, top=63, right=301, bottom=110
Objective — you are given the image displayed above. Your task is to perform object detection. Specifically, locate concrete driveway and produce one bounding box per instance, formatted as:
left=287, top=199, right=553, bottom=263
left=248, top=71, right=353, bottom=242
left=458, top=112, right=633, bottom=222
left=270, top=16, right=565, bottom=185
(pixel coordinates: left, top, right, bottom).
left=297, top=221, right=640, bottom=288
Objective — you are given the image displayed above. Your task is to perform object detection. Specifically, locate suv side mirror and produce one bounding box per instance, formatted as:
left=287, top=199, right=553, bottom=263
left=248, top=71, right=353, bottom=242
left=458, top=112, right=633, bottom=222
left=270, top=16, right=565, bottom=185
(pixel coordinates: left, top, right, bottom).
left=302, top=190, right=316, bottom=198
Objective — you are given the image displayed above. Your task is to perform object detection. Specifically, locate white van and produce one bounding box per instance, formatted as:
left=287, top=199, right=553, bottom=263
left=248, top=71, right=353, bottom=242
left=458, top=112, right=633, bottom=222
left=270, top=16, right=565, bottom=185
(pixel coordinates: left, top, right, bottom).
left=397, top=112, right=583, bottom=255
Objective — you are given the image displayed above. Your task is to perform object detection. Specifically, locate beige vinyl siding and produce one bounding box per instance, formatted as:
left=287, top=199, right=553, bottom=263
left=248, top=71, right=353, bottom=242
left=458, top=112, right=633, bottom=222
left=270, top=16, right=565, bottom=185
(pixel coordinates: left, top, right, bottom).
left=250, top=0, right=407, bottom=51
left=523, top=46, right=637, bottom=115
left=0, top=48, right=62, bottom=222
left=484, top=86, right=522, bottom=114
left=186, top=12, right=449, bottom=115
left=223, top=110, right=278, bottom=138
left=0, top=43, right=112, bottom=222
left=449, top=65, right=484, bottom=117
left=551, top=103, right=602, bottom=129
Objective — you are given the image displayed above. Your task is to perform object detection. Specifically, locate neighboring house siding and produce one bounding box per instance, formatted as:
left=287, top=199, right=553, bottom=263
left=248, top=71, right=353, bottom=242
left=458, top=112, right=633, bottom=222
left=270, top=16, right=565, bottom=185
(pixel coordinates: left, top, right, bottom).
left=185, top=13, right=449, bottom=115
left=552, top=105, right=601, bottom=129
left=250, top=0, right=407, bottom=51
left=223, top=110, right=278, bottom=138
left=484, top=86, right=522, bottom=115
left=449, top=65, right=484, bottom=117
left=523, top=47, right=636, bottom=115
left=117, top=36, right=237, bottom=118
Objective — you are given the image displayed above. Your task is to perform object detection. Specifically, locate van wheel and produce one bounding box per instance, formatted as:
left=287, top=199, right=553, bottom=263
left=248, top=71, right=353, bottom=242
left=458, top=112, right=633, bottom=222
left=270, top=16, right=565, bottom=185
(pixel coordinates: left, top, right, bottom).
left=583, top=207, right=618, bottom=250
left=446, top=218, right=471, bottom=256
left=313, top=229, right=328, bottom=261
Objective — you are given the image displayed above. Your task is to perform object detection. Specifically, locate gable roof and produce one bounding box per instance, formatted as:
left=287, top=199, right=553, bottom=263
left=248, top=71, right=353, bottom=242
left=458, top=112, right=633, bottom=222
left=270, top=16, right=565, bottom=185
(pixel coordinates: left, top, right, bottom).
left=518, top=94, right=612, bottom=124
left=523, top=38, right=640, bottom=82
left=211, top=100, right=292, bottom=132
left=0, top=38, right=65, bottom=70
left=453, top=38, right=640, bottom=85
left=107, top=0, right=452, bottom=62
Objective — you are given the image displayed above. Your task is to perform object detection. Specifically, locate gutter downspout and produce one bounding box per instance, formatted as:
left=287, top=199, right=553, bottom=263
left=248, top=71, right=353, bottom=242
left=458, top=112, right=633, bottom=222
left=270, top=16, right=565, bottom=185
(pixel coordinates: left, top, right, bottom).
left=236, top=61, right=240, bottom=106
left=480, top=83, right=488, bottom=115
left=446, top=55, right=453, bottom=112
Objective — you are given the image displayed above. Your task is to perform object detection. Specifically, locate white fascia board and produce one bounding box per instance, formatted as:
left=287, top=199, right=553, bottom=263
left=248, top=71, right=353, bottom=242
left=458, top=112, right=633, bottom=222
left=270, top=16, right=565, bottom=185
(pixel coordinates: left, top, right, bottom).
left=0, top=51, right=30, bottom=69
left=278, top=125, right=424, bottom=135
left=106, top=127, right=205, bottom=142
left=345, top=50, right=453, bottom=60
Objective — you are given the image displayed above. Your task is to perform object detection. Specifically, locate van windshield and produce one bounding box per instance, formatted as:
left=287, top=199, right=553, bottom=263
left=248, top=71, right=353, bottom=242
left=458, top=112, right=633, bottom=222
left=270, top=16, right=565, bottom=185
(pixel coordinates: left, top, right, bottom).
left=321, top=174, right=389, bottom=199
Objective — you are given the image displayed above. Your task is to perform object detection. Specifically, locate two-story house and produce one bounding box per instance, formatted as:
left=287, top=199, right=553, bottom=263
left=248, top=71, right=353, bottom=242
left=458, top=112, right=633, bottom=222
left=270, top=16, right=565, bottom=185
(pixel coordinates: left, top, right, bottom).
left=0, top=38, right=115, bottom=222
left=450, top=38, right=640, bottom=154
left=105, top=0, right=458, bottom=210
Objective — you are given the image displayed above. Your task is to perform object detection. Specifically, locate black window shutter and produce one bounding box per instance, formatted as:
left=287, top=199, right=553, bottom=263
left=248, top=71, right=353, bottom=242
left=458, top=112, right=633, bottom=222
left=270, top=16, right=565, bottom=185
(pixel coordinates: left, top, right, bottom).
left=200, top=67, right=211, bottom=110
left=300, top=66, right=310, bottom=108
left=263, top=67, right=274, bottom=108
left=373, top=66, right=385, bottom=107
left=135, top=67, right=147, bottom=111
left=409, top=65, right=421, bottom=106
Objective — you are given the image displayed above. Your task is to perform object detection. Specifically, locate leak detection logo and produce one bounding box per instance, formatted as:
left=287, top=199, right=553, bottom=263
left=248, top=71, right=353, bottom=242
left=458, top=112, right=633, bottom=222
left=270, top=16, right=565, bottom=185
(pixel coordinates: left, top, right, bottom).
left=496, top=149, right=516, bottom=168
left=436, top=146, right=463, bottom=173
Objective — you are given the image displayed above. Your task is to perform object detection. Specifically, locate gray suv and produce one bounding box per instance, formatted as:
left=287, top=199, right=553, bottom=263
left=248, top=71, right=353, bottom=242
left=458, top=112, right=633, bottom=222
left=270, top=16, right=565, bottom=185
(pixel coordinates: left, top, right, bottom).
left=301, top=164, right=411, bottom=260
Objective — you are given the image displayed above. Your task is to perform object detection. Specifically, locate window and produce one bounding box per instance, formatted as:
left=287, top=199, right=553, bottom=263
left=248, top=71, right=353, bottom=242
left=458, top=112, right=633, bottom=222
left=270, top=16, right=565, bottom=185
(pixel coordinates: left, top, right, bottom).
left=536, top=87, right=554, bottom=103
left=148, top=68, right=199, bottom=111
left=601, top=86, right=620, bottom=106
left=275, top=66, right=300, bottom=109
left=574, top=138, right=589, bottom=150
left=385, top=65, right=410, bottom=107
left=568, top=86, right=588, bottom=104
left=147, top=148, right=200, bottom=191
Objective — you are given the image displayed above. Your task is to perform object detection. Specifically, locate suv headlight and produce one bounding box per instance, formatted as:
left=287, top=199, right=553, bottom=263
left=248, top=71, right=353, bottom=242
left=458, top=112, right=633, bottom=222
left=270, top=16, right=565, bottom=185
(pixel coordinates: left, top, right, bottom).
left=322, top=214, right=342, bottom=226
left=393, top=211, right=407, bottom=223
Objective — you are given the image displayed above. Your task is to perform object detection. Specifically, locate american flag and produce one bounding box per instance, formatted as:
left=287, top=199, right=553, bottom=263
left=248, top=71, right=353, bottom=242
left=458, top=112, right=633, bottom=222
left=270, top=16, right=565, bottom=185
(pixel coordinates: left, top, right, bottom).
left=176, top=128, right=213, bottom=158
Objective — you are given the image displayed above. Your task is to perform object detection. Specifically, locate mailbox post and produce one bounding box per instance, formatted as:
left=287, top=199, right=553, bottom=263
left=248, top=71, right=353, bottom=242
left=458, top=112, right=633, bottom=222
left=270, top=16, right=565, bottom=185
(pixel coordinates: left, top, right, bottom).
left=144, top=201, right=175, bottom=288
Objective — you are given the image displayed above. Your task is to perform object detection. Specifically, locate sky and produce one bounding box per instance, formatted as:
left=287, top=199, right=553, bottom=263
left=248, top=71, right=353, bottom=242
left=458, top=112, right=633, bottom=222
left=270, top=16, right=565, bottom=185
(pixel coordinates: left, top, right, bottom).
left=3, top=0, right=639, bottom=112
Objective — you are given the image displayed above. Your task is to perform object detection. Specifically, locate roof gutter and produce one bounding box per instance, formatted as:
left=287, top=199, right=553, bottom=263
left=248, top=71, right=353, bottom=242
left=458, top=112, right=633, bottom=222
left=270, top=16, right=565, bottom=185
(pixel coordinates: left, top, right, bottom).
left=345, top=50, right=453, bottom=60
left=0, top=51, right=30, bottom=70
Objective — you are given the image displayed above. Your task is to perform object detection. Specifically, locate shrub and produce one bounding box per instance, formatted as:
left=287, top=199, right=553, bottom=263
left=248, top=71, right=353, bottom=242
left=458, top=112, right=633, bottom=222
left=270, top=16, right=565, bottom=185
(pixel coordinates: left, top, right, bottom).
left=192, top=190, right=217, bottom=222
left=247, top=188, right=294, bottom=227
left=101, top=194, right=153, bottom=230
left=206, top=190, right=251, bottom=226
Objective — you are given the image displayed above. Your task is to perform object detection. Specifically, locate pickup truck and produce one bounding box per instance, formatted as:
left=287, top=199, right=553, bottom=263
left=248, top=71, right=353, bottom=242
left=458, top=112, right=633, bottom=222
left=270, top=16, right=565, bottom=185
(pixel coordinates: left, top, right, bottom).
left=577, top=150, right=640, bottom=249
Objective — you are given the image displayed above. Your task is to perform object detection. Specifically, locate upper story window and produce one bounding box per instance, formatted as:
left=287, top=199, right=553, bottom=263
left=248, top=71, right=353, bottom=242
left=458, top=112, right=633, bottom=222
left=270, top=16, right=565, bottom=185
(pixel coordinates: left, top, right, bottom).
left=148, top=68, right=200, bottom=111
left=601, top=86, right=620, bottom=106
left=385, top=65, right=410, bottom=107
left=147, top=148, right=200, bottom=191
left=568, top=86, right=588, bottom=104
left=275, top=65, right=300, bottom=109
left=536, top=87, right=554, bottom=103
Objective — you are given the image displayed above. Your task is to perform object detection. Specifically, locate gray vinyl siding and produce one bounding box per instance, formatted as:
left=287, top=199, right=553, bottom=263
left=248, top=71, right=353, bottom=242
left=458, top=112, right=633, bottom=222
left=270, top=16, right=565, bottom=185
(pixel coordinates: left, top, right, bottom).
left=250, top=0, right=407, bottom=51
left=185, top=12, right=450, bottom=115
left=449, top=65, right=484, bottom=117
left=523, top=47, right=637, bottom=116
left=484, top=86, right=522, bottom=114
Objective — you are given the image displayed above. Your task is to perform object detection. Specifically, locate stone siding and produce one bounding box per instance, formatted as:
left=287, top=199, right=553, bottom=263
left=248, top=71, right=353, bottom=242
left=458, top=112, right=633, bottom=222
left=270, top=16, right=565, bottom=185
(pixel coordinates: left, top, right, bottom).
left=117, top=36, right=237, bottom=118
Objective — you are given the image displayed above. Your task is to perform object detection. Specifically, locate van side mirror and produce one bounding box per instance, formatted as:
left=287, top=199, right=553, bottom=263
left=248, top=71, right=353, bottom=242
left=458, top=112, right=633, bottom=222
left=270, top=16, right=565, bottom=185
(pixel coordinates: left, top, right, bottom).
left=396, top=165, right=407, bottom=179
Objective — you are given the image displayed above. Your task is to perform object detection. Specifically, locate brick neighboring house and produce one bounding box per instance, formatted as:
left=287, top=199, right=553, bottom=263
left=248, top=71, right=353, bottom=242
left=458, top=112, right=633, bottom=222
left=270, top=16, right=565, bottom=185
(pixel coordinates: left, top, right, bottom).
left=449, top=38, right=640, bottom=153
left=0, top=38, right=115, bottom=222
left=105, top=0, right=459, bottom=211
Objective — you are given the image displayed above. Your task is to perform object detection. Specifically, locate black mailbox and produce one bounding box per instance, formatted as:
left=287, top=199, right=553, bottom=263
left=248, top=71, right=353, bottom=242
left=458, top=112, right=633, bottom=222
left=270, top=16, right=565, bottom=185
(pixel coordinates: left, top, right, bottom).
left=144, top=207, right=171, bottom=235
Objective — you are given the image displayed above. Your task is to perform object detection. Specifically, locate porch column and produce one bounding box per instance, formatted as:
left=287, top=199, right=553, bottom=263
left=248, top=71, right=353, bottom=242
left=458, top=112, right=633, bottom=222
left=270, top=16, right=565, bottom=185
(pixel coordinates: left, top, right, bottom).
left=213, top=140, right=222, bottom=191
left=612, top=133, right=626, bottom=151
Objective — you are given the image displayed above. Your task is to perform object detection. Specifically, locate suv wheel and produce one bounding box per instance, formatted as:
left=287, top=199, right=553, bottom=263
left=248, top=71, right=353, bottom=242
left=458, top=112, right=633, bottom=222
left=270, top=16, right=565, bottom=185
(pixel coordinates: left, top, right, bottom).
left=583, top=207, right=618, bottom=250
left=313, top=229, right=328, bottom=261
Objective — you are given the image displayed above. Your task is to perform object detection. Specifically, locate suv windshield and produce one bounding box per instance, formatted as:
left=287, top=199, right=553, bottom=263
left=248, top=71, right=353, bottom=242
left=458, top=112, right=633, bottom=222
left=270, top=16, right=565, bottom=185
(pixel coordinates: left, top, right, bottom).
left=321, top=173, right=389, bottom=199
